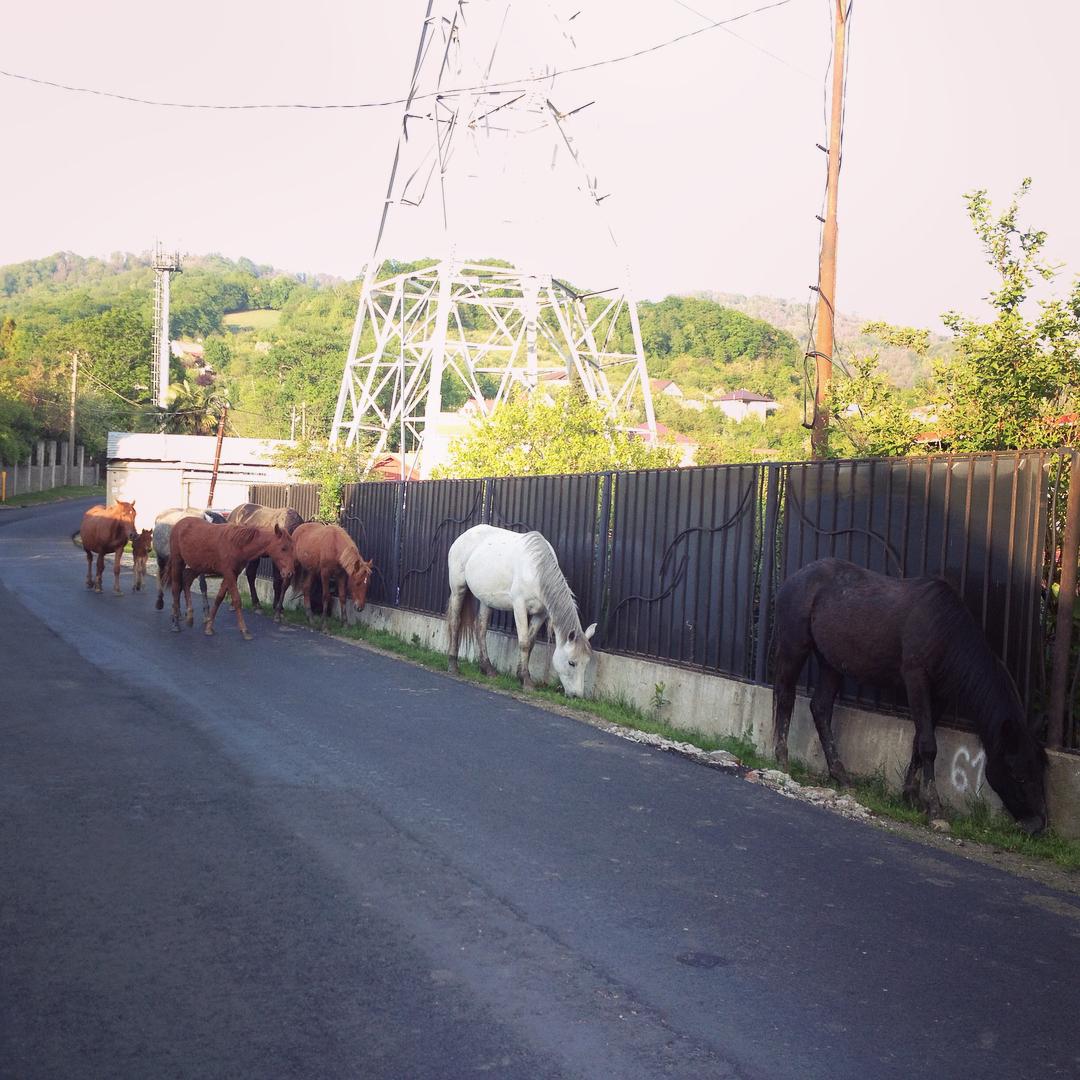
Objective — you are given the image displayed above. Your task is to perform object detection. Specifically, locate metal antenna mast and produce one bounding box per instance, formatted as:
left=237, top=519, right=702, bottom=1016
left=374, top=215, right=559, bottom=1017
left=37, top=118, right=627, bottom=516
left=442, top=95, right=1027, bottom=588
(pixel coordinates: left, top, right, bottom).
left=329, top=0, right=656, bottom=476
left=151, top=242, right=182, bottom=409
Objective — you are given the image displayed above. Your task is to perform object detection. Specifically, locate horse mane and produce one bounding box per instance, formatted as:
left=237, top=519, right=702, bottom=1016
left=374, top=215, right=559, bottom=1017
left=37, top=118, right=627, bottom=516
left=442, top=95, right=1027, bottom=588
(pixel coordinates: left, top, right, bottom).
left=920, top=579, right=1028, bottom=754
left=226, top=525, right=263, bottom=548
left=521, top=531, right=583, bottom=638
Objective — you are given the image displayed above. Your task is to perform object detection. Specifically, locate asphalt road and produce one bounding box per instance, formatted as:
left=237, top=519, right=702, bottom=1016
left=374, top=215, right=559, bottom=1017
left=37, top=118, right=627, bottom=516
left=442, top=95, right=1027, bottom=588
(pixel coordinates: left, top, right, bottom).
left=1, top=498, right=1078, bottom=1080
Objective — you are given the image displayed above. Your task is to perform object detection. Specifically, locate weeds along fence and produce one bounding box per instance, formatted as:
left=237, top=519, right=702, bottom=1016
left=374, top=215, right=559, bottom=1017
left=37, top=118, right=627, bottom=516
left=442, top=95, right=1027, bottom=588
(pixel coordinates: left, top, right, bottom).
left=251, top=449, right=1080, bottom=751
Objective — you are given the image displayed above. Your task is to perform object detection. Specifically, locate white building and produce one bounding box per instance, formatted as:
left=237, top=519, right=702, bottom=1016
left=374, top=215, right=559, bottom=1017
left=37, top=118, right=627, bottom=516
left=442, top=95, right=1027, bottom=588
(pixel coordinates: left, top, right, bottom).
left=713, top=390, right=780, bottom=422
left=106, top=431, right=296, bottom=530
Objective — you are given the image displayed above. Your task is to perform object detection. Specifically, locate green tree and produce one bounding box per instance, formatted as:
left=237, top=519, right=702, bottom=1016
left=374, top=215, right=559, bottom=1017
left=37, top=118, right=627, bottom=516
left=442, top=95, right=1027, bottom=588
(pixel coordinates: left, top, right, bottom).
left=436, top=391, right=680, bottom=478
left=164, top=376, right=230, bottom=436
left=930, top=179, right=1080, bottom=451
left=271, top=438, right=374, bottom=522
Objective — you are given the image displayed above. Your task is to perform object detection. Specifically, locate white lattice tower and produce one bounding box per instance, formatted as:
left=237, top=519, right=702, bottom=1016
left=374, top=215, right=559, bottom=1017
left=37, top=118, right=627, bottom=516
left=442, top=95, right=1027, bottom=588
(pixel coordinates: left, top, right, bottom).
left=151, top=243, right=182, bottom=409
left=329, top=0, right=656, bottom=475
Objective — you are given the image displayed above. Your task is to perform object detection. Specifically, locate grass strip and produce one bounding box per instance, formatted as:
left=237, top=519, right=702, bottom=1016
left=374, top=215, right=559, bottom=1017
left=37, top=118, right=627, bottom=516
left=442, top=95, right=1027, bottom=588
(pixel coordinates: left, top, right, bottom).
left=2, top=484, right=104, bottom=509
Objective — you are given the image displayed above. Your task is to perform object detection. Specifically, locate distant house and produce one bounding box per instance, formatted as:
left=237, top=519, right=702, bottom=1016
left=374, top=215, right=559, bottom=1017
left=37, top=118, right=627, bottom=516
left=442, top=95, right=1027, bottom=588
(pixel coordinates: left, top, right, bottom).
left=457, top=397, right=496, bottom=417
left=628, top=421, right=697, bottom=467
left=370, top=453, right=420, bottom=481
left=713, top=389, right=779, bottom=422
left=649, top=378, right=684, bottom=399
left=170, top=339, right=204, bottom=362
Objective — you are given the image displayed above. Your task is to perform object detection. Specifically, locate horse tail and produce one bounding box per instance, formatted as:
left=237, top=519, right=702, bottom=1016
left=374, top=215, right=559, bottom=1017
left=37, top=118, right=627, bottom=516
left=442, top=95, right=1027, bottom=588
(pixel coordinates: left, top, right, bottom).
left=454, top=587, right=479, bottom=648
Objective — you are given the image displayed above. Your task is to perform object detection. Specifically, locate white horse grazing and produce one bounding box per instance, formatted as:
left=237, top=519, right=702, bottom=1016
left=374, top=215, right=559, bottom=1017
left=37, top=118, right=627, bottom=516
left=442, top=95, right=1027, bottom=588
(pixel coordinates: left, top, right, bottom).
left=446, top=524, right=597, bottom=696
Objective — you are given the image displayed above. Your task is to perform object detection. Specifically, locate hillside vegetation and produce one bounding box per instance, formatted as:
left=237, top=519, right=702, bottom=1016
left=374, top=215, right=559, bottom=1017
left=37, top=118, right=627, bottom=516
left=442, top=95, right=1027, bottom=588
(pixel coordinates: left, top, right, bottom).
left=0, top=249, right=925, bottom=464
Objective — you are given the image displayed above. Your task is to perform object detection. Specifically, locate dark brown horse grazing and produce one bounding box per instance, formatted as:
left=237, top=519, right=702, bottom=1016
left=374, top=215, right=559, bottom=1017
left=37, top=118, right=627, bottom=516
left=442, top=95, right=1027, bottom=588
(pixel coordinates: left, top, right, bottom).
left=80, top=501, right=138, bottom=594
left=772, top=558, right=1048, bottom=834
left=292, top=522, right=373, bottom=631
left=131, top=529, right=153, bottom=592
left=227, top=502, right=306, bottom=621
left=169, top=519, right=295, bottom=640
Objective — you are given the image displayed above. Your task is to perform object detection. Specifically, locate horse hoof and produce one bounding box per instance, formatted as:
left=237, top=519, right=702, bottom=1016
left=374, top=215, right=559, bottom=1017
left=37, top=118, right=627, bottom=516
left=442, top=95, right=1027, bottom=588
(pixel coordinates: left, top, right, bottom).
left=155, top=598, right=163, bottom=611
left=481, top=663, right=497, bottom=678
left=170, top=624, right=181, bottom=633
left=242, top=632, right=254, bottom=641
left=204, top=626, right=215, bottom=637
left=448, top=661, right=459, bottom=675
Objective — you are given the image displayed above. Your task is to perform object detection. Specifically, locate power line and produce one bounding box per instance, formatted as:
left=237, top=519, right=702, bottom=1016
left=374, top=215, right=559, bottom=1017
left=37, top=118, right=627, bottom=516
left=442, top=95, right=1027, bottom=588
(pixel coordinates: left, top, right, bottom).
left=0, top=0, right=797, bottom=111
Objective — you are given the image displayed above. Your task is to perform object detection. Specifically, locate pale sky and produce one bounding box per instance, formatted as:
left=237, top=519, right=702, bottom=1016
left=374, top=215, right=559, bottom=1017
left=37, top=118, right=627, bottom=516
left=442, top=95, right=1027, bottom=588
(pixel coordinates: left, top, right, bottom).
left=2, top=0, right=1078, bottom=331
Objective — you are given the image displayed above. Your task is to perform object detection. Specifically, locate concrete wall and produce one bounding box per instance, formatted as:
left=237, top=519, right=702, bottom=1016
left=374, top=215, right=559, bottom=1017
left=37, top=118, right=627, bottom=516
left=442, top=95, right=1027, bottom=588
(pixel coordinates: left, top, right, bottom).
left=342, top=599, right=1080, bottom=841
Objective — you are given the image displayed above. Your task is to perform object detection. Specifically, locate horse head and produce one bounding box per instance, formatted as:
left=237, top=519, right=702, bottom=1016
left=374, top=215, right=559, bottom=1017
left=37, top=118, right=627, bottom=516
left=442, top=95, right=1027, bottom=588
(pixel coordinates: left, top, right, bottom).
left=117, top=499, right=138, bottom=541
left=267, top=523, right=296, bottom=586
left=552, top=622, right=597, bottom=697
left=348, top=556, right=374, bottom=612
left=985, top=721, right=1049, bottom=835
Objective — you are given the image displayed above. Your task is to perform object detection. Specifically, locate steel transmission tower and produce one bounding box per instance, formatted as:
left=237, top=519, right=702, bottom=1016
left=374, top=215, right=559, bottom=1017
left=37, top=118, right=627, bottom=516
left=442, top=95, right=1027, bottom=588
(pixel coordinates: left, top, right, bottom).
left=151, top=243, right=182, bottom=409
left=329, top=0, right=656, bottom=475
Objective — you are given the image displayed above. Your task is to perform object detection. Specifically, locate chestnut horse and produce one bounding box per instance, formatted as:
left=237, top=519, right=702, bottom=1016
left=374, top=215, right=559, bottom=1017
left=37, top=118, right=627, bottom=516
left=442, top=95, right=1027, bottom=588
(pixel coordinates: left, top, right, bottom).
left=292, top=522, right=372, bottom=631
left=80, top=501, right=138, bottom=594
left=131, top=529, right=153, bottom=592
left=227, top=502, right=306, bottom=621
left=153, top=508, right=228, bottom=615
left=169, top=519, right=295, bottom=640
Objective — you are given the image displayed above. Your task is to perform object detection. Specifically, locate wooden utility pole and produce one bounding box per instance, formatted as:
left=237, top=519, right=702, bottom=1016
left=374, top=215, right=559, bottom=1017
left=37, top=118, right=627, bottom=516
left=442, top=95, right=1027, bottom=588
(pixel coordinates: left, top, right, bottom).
left=206, top=405, right=228, bottom=509
left=68, top=351, right=79, bottom=471
left=810, top=0, right=849, bottom=459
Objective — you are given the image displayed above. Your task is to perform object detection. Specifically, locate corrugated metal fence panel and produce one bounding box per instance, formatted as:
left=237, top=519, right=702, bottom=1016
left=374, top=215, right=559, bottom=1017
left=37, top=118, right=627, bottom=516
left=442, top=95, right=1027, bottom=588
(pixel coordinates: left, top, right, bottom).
left=341, top=481, right=404, bottom=606
left=398, top=479, right=486, bottom=615
left=484, top=472, right=607, bottom=638
left=249, top=483, right=289, bottom=510
left=603, top=465, right=762, bottom=678
left=247, top=482, right=320, bottom=521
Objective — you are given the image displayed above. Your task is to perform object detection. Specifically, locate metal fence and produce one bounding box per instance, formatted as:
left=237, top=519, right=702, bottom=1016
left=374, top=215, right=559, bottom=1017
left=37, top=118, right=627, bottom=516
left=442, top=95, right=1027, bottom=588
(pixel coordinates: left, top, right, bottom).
left=249, top=448, right=1080, bottom=750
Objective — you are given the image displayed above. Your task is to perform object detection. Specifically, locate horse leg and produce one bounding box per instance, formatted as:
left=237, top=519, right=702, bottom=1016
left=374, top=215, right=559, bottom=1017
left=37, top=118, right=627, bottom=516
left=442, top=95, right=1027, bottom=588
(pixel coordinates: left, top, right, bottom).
left=199, top=574, right=211, bottom=619
left=95, top=551, right=106, bottom=592
left=169, top=557, right=184, bottom=632
left=183, top=569, right=198, bottom=627
left=246, top=560, right=261, bottom=609
left=320, top=570, right=332, bottom=633
left=512, top=599, right=534, bottom=689
left=523, top=612, right=546, bottom=683
left=902, top=732, right=922, bottom=808
left=85, top=549, right=94, bottom=589
left=809, top=662, right=850, bottom=786
left=272, top=564, right=286, bottom=623
left=301, top=570, right=315, bottom=625
left=204, top=578, right=229, bottom=636
left=446, top=587, right=465, bottom=675
left=155, top=556, right=167, bottom=610
left=337, top=575, right=349, bottom=628
left=772, top=645, right=807, bottom=773
left=112, top=549, right=123, bottom=594
left=228, top=573, right=253, bottom=641
left=476, top=604, right=497, bottom=678
left=903, top=670, right=942, bottom=819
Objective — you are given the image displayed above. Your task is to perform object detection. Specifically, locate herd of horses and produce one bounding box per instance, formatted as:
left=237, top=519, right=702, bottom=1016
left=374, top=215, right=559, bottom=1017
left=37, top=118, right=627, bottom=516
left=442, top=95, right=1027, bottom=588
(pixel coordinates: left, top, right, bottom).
left=77, top=502, right=1050, bottom=834
left=79, top=500, right=373, bottom=641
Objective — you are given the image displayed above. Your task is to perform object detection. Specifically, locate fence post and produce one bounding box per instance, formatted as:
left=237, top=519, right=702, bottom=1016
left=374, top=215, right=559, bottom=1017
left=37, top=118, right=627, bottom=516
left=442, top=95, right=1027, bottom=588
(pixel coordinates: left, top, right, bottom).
left=36, top=440, right=45, bottom=492
left=753, top=464, right=782, bottom=686
left=78, top=445, right=85, bottom=486
left=391, top=482, right=406, bottom=606
left=591, top=473, right=613, bottom=639
left=48, top=440, right=57, bottom=490
left=1047, top=452, right=1080, bottom=748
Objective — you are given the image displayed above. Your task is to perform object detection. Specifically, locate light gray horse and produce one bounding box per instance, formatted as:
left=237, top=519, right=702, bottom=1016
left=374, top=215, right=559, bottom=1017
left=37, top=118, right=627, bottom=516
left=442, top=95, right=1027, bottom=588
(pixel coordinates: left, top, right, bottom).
left=446, top=524, right=596, bottom=696
left=152, top=508, right=228, bottom=616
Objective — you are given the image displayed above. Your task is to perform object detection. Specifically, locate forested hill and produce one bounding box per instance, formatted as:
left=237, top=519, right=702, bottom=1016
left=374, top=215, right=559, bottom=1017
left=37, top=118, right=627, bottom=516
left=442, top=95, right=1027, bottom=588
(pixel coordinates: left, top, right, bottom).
left=0, top=250, right=929, bottom=460
left=701, top=291, right=950, bottom=388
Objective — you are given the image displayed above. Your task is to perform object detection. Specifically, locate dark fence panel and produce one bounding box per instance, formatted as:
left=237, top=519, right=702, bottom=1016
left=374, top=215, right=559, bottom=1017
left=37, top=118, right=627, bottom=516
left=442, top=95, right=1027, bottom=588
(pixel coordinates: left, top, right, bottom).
left=603, top=464, right=762, bottom=678
left=247, top=482, right=320, bottom=522
left=777, top=452, right=1058, bottom=721
left=341, top=481, right=404, bottom=606
left=398, top=479, right=486, bottom=615
left=484, top=472, right=606, bottom=637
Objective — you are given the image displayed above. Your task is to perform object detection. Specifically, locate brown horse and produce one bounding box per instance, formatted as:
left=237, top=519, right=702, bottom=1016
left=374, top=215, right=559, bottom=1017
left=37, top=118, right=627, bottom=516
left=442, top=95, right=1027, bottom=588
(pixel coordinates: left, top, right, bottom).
left=131, top=529, right=153, bottom=592
left=169, top=519, right=295, bottom=640
left=152, top=508, right=228, bottom=616
left=292, top=522, right=373, bottom=631
left=80, top=501, right=138, bottom=594
left=227, top=502, right=306, bottom=621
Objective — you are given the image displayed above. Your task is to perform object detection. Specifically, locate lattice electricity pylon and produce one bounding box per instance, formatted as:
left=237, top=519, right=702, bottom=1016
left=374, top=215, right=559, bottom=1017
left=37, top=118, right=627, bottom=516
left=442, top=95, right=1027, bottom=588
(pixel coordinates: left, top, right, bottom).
left=328, top=0, right=656, bottom=474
